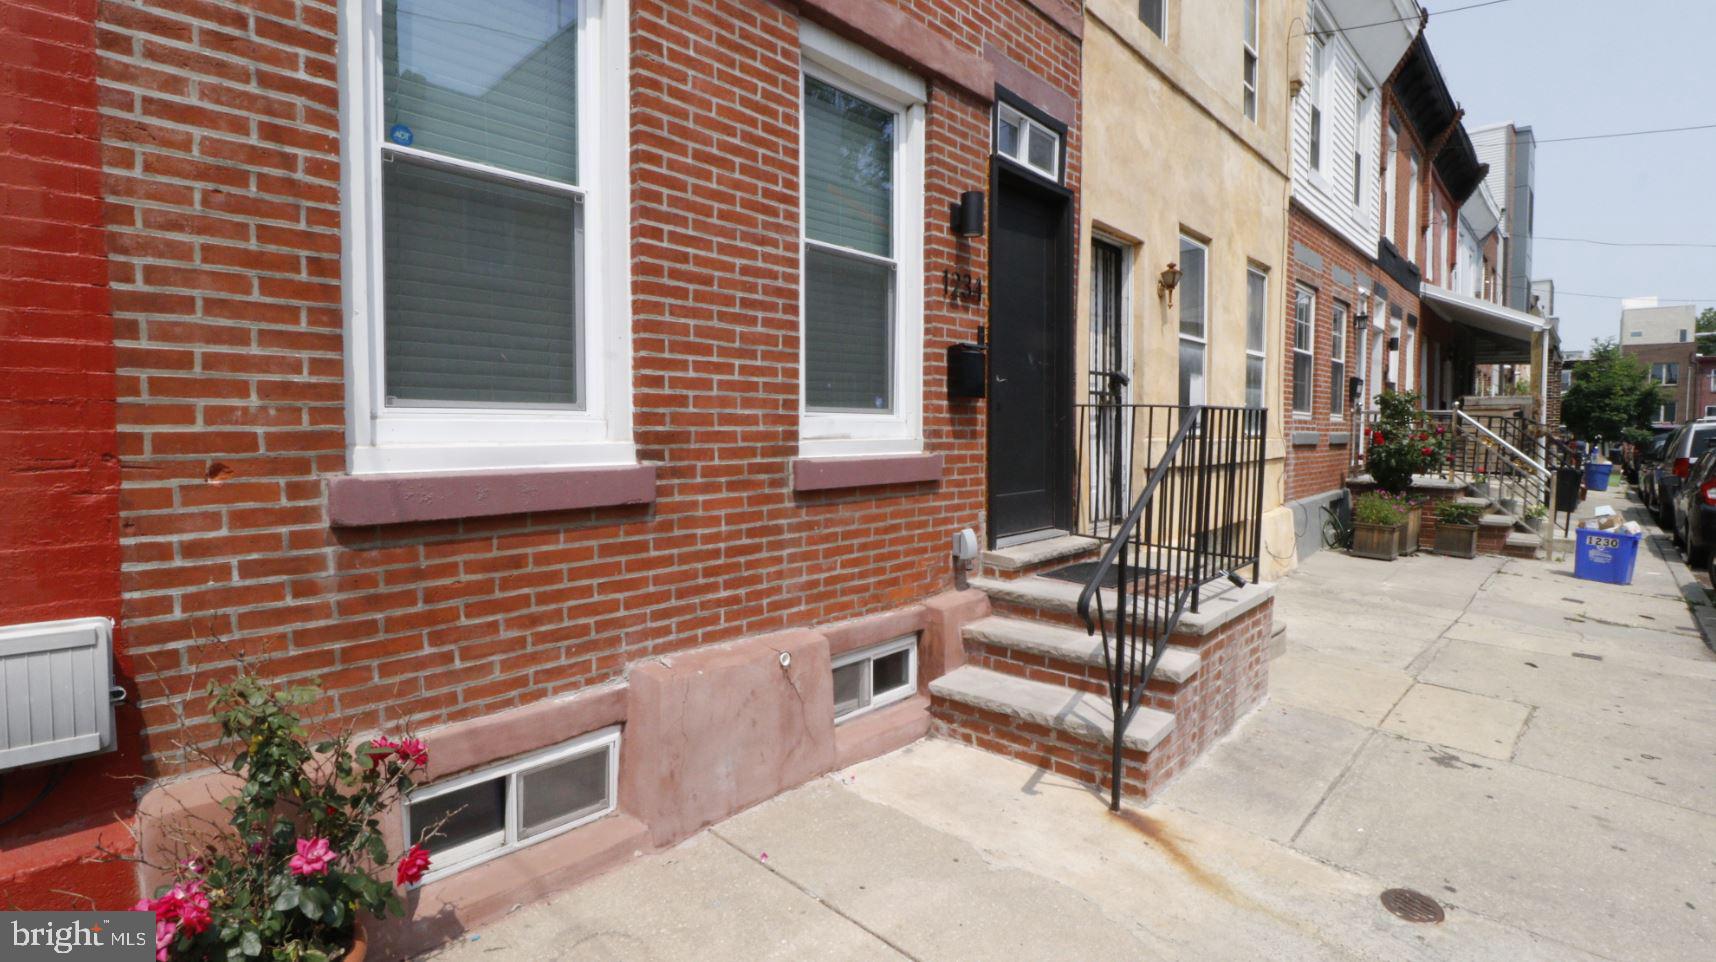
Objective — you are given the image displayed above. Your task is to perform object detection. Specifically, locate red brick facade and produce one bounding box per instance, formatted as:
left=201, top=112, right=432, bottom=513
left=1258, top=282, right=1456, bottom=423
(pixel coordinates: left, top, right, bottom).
left=1283, top=207, right=1365, bottom=503
left=3, top=0, right=1084, bottom=910
left=1622, top=342, right=1699, bottom=423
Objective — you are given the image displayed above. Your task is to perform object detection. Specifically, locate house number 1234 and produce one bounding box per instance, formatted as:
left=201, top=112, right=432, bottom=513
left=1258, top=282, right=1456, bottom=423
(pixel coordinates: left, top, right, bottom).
left=942, top=269, right=983, bottom=305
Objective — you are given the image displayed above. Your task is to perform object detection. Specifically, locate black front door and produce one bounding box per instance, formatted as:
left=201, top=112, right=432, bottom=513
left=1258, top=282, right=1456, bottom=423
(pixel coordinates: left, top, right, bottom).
left=987, top=164, right=1073, bottom=545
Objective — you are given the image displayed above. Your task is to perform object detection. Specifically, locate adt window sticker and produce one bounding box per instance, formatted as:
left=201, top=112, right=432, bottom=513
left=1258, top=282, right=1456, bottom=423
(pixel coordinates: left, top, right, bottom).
left=388, top=124, right=414, bottom=147
left=5, top=912, right=155, bottom=961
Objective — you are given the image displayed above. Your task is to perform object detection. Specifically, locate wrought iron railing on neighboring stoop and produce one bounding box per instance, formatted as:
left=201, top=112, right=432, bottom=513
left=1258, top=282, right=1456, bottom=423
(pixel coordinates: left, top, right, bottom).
left=1069, top=403, right=1267, bottom=811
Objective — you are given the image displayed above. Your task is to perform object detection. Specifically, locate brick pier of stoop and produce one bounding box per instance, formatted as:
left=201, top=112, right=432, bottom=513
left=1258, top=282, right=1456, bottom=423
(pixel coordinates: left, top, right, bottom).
left=928, top=573, right=1275, bottom=799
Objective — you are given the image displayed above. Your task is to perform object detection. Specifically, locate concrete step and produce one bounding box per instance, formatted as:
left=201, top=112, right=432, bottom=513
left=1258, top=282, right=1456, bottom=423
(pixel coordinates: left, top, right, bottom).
left=1504, top=532, right=1543, bottom=559
left=969, top=575, right=1276, bottom=642
left=979, top=534, right=1100, bottom=580
left=929, top=665, right=1175, bottom=752
left=962, top=616, right=1202, bottom=684
left=1480, top=513, right=1518, bottom=527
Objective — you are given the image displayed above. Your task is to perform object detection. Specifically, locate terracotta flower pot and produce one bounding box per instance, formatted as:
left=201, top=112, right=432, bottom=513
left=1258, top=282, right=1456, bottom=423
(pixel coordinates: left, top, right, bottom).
left=341, top=922, right=368, bottom=962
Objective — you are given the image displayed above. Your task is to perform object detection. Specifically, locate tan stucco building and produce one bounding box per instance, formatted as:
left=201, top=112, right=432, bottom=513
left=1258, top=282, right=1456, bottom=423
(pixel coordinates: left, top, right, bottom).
left=1077, top=0, right=1296, bottom=575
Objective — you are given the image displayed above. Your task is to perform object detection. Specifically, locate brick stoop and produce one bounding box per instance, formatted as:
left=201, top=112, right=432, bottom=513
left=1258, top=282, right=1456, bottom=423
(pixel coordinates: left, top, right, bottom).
left=1504, top=532, right=1543, bottom=559
left=1479, top=514, right=1516, bottom=555
left=932, top=575, right=1275, bottom=800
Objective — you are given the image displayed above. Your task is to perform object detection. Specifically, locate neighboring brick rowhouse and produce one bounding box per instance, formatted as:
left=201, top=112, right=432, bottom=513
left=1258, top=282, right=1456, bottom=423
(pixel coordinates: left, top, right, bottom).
left=1284, top=205, right=1367, bottom=504
left=0, top=0, right=142, bottom=910
left=1621, top=342, right=1698, bottom=421
left=2, top=0, right=1085, bottom=909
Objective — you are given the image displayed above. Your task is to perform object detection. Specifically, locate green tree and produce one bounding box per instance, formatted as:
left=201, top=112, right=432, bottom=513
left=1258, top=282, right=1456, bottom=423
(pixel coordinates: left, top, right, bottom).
left=1560, top=338, right=1658, bottom=443
left=1697, top=307, right=1716, bottom=353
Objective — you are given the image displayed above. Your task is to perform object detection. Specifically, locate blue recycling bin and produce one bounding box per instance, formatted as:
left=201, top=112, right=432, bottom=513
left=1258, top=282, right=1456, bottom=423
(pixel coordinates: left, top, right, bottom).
left=1574, top=527, right=1641, bottom=585
left=1583, top=462, right=1613, bottom=491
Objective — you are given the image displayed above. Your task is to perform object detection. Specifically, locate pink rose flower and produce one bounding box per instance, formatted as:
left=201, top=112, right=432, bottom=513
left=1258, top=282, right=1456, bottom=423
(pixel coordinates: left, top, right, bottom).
left=395, top=737, right=428, bottom=767
left=396, top=844, right=432, bottom=886
left=168, top=881, right=212, bottom=935
left=154, top=918, right=178, bottom=962
left=289, top=836, right=334, bottom=877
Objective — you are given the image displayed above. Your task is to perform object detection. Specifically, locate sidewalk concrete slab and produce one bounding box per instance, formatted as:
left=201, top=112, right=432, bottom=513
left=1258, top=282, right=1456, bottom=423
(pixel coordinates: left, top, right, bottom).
left=1294, top=733, right=1716, bottom=962
left=1269, top=651, right=1416, bottom=727
left=1378, top=683, right=1529, bottom=760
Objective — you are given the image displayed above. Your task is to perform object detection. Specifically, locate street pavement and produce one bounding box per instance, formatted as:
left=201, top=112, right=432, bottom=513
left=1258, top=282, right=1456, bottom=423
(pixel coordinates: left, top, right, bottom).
left=422, top=489, right=1716, bottom=961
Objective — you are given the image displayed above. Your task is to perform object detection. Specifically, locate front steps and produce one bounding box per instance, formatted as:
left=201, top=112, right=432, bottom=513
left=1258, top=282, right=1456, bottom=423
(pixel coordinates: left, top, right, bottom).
left=978, top=534, right=1100, bottom=580
left=931, top=573, right=1275, bottom=801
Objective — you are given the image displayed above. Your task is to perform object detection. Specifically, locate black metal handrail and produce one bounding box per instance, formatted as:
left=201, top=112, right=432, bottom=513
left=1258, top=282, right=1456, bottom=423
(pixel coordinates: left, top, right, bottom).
left=1070, top=403, right=1267, bottom=811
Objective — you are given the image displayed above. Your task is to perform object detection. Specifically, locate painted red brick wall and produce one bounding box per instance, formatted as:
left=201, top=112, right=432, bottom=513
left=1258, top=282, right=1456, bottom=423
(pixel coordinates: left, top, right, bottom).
left=91, top=0, right=1078, bottom=783
left=0, top=0, right=140, bottom=910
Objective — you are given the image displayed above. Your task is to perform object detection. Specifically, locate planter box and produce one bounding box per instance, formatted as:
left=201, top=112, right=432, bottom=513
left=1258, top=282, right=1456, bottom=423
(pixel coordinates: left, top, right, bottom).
left=1435, top=523, right=1479, bottom=559
left=1352, top=522, right=1402, bottom=561
left=1399, top=505, right=1423, bottom=556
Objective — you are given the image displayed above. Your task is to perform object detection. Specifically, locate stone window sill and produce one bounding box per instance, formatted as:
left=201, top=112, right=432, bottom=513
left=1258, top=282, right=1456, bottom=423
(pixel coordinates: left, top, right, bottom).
left=791, top=452, right=943, bottom=492
left=328, top=463, right=656, bottom=527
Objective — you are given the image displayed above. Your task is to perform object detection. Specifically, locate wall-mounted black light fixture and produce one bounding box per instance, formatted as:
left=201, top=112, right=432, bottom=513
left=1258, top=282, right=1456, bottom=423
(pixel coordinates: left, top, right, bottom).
left=1387, top=335, right=1400, bottom=351
left=1353, top=311, right=1370, bottom=328
left=950, top=190, right=985, bottom=237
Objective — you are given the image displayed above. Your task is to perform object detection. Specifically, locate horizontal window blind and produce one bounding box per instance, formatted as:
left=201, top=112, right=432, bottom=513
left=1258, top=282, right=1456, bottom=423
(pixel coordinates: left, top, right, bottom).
left=384, top=0, right=579, bottom=184
left=805, top=246, right=893, bottom=411
left=384, top=159, right=580, bottom=407
left=804, top=77, right=893, bottom=258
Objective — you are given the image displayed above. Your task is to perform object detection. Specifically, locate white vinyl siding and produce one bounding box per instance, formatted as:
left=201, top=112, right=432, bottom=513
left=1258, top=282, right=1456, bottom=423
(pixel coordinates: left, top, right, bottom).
left=1289, top=12, right=1379, bottom=256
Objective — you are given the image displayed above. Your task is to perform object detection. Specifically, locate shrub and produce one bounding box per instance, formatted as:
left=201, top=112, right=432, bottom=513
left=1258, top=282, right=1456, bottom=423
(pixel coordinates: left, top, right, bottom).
left=1436, top=500, right=1484, bottom=526
left=134, top=674, right=430, bottom=962
left=1353, top=492, right=1405, bottom=526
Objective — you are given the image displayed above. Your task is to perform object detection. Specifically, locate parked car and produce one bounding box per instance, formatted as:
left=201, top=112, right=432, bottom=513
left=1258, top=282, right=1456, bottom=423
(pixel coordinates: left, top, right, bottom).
left=1637, top=432, right=1670, bottom=508
left=1676, top=451, right=1716, bottom=567
left=1625, top=426, right=1674, bottom=485
left=1652, top=419, right=1716, bottom=531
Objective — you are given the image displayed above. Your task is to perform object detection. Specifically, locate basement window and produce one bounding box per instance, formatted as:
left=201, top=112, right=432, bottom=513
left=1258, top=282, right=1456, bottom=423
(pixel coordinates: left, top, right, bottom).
left=832, top=636, right=918, bottom=723
left=404, top=726, right=619, bottom=884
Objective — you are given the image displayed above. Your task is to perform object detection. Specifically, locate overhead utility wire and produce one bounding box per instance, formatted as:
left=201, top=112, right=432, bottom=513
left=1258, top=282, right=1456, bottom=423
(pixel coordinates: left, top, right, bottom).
left=1554, top=291, right=1716, bottom=304
left=1534, top=235, right=1716, bottom=250
left=1534, top=122, right=1716, bottom=144
left=1293, top=0, right=1515, bottom=38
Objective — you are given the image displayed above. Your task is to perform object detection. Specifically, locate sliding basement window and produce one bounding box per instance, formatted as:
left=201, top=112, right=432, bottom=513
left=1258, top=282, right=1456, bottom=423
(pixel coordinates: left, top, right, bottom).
left=404, top=727, right=619, bottom=884
left=832, top=636, right=918, bottom=723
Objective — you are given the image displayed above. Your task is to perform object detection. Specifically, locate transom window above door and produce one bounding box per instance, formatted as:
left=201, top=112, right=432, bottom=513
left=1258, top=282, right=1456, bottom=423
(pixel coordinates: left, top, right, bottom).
left=995, top=102, right=1060, bottom=182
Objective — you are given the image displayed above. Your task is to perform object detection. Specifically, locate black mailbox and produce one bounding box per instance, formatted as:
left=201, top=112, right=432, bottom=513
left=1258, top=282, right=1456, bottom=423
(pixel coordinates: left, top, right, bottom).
left=947, top=343, right=986, bottom=399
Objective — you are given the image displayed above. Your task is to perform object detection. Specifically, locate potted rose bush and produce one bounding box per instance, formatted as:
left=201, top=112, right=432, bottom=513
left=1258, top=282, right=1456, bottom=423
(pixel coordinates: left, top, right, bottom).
left=1364, top=390, right=1450, bottom=555
left=134, top=674, right=433, bottom=962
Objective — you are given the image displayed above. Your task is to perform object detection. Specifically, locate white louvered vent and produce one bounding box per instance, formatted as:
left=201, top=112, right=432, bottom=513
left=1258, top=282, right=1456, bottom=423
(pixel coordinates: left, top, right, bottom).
left=0, top=617, right=115, bottom=771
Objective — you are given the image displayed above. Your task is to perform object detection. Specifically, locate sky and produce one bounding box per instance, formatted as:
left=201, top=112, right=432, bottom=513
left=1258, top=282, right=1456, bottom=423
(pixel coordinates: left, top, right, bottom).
left=1422, top=0, right=1716, bottom=354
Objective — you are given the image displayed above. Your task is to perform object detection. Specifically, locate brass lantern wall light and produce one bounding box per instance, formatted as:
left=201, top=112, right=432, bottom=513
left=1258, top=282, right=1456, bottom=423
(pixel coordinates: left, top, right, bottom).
left=1158, top=262, right=1183, bottom=307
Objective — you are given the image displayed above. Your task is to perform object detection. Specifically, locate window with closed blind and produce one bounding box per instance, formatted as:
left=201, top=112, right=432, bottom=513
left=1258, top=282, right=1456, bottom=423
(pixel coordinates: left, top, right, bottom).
left=799, top=24, right=926, bottom=456
left=341, top=0, right=632, bottom=474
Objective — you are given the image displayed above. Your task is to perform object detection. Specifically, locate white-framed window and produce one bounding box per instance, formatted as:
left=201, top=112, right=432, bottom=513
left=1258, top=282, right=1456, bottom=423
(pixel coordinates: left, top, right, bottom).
left=1330, top=301, right=1348, bottom=417
left=1242, top=0, right=1259, bottom=121
left=1307, top=30, right=1325, bottom=170
left=404, top=726, right=619, bottom=885
left=1704, top=405, right=1716, bottom=417
left=340, top=0, right=632, bottom=475
left=833, top=635, right=917, bottom=723
left=1407, top=149, right=1421, bottom=262
left=1292, top=286, right=1315, bottom=415
left=1352, top=84, right=1371, bottom=208
left=1707, top=368, right=1715, bottom=391
left=1139, top=0, right=1165, bottom=38
left=1244, top=267, right=1267, bottom=409
left=995, top=102, right=1060, bottom=182
left=1653, top=362, right=1680, bottom=385
left=1658, top=402, right=1677, bottom=423
left=1380, top=119, right=1397, bottom=242
left=799, top=23, right=926, bottom=457
left=1177, top=236, right=1209, bottom=407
